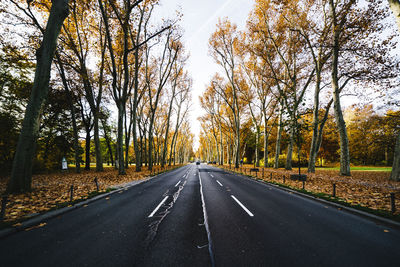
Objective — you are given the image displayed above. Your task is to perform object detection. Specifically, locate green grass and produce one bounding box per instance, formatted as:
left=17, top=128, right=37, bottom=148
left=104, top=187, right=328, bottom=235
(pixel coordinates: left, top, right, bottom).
left=315, top=166, right=392, bottom=172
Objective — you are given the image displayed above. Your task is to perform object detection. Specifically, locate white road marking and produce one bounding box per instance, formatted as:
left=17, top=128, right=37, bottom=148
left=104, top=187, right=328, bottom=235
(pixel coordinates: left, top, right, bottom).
left=148, top=196, right=169, bottom=218
left=175, top=180, right=181, bottom=187
left=210, top=174, right=214, bottom=178
left=231, top=195, right=254, bottom=217
left=216, top=180, right=223, bottom=187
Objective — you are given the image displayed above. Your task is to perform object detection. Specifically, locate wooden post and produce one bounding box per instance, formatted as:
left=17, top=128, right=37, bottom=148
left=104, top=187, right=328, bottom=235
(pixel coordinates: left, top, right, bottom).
left=70, top=185, right=74, bottom=203
left=270, top=173, right=272, bottom=180
left=0, top=195, right=8, bottom=221
left=94, top=178, right=99, bottom=191
left=390, top=193, right=396, bottom=214
left=302, top=181, right=305, bottom=190
left=332, top=183, right=336, bottom=198
left=262, top=168, right=264, bottom=178
left=283, top=175, right=285, bottom=183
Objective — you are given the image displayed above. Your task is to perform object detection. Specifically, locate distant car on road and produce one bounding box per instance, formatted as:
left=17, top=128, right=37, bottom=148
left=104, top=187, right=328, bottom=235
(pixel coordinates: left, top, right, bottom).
left=196, top=161, right=200, bottom=165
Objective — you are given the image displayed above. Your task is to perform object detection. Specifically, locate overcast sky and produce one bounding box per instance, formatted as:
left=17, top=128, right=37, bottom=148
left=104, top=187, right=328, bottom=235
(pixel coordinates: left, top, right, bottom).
left=155, top=0, right=254, bottom=149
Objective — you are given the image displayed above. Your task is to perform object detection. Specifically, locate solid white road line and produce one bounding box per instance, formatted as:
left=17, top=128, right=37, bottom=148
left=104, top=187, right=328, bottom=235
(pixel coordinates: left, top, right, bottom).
left=148, top=196, right=169, bottom=218
left=231, top=195, right=254, bottom=217
left=210, top=174, right=214, bottom=178
left=216, top=180, right=223, bottom=187
left=175, top=180, right=181, bottom=187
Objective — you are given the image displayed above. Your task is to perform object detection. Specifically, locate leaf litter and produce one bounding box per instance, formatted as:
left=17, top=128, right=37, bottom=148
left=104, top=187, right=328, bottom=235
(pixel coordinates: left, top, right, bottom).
left=0, top=165, right=181, bottom=223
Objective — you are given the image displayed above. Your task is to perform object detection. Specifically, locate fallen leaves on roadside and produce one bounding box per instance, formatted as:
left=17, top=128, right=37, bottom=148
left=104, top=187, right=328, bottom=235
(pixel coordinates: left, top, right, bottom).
left=0, top=165, right=182, bottom=223
left=25, top=222, right=46, bottom=231
left=223, top=165, right=399, bottom=215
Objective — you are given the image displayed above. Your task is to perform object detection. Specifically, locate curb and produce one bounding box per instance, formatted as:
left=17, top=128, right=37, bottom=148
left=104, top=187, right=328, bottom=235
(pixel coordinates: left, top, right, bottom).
left=218, top=166, right=400, bottom=230
left=0, top=168, right=179, bottom=239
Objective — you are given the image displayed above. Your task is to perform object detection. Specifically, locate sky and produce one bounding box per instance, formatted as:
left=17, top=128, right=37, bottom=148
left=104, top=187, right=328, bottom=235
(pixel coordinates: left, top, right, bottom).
left=155, top=0, right=255, bottom=150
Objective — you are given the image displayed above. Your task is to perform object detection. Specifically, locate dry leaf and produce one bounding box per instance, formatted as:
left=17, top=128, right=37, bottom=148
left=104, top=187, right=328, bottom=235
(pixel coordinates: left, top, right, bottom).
left=25, top=222, right=46, bottom=231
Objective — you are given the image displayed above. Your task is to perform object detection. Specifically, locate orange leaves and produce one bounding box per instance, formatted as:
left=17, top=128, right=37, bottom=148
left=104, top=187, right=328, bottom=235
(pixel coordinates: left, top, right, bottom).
left=226, top=164, right=399, bottom=214
left=25, top=222, right=46, bottom=231
left=0, top=165, right=178, bottom=223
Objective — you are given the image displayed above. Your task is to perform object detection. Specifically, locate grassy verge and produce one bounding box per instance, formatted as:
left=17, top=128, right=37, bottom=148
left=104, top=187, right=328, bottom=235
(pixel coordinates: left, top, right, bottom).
left=315, top=166, right=392, bottom=172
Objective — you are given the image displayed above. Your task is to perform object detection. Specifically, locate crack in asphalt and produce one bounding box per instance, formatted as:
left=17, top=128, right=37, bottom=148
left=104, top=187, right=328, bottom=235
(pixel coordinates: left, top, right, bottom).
left=144, top=180, right=187, bottom=248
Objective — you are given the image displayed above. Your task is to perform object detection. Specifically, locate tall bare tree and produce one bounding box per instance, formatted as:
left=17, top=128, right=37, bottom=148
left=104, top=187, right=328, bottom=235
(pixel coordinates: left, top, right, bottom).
left=7, top=0, right=70, bottom=193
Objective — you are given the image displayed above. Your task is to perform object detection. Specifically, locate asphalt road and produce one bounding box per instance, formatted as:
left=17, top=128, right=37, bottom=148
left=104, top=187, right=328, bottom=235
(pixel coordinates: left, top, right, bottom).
left=1, top=163, right=400, bottom=266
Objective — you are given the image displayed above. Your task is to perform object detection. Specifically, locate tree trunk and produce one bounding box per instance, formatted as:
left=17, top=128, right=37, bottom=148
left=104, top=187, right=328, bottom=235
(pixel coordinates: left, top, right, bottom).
left=389, top=0, right=400, bottom=30
left=330, top=0, right=351, bottom=176
left=144, top=134, right=147, bottom=166
left=70, top=101, right=80, bottom=173
left=274, top=106, right=283, bottom=169
left=93, top=112, right=103, bottom=171
left=117, top=102, right=125, bottom=174
left=148, top=113, right=155, bottom=170
left=42, top=129, right=53, bottom=169
left=255, top=126, right=260, bottom=167
left=162, top=97, right=174, bottom=167
left=124, top=108, right=133, bottom=169
left=7, top=0, right=70, bottom=193
left=227, top=137, right=231, bottom=165
left=285, top=126, right=294, bottom=170
left=234, top=120, right=240, bottom=168
left=56, top=52, right=80, bottom=173
left=263, top=122, right=268, bottom=168
left=308, top=74, right=321, bottom=173
left=211, top=117, right=220, bottom=165
left=388, top=2, right=400, bottom=181
left=390, top=132, right=400, bottom=181
left=169, top=129, right=178, bottom=166
left=85, top=130, right=91, bottom=170
left=219, top=119, right=223, bottom=165
left=132, top=47, right=141, bottom=171
left=101, top=117, right=114, bottom=166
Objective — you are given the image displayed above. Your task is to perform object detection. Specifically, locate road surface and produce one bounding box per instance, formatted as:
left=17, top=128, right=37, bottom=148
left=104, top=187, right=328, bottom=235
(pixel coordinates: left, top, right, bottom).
left=1, top=163, right=400, bottom=266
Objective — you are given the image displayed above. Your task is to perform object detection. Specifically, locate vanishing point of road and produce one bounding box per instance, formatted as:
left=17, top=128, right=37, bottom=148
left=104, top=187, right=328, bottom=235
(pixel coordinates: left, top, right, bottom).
left=1, top=163, right=400, bottom=266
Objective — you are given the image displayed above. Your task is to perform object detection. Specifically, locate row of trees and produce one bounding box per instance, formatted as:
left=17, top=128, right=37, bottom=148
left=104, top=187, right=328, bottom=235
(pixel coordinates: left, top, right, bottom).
left=0, top=0, right=194, bottom=193
left=199, top=0, right=400, bottom=180
left=199, top=104, right=399, bottom=167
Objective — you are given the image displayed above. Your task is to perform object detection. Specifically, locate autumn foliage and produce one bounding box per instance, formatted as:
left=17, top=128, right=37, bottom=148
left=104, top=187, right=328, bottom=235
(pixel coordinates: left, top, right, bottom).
left=0, top=165, right=182, bottom=223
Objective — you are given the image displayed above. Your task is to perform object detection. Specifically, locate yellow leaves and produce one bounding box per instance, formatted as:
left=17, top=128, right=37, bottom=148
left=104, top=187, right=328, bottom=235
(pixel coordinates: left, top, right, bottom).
left=25, top=223, right=46, bottom=231
left=229, top=164, right=398, bottom=214
left=0, top=165, right=182, bottom=223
